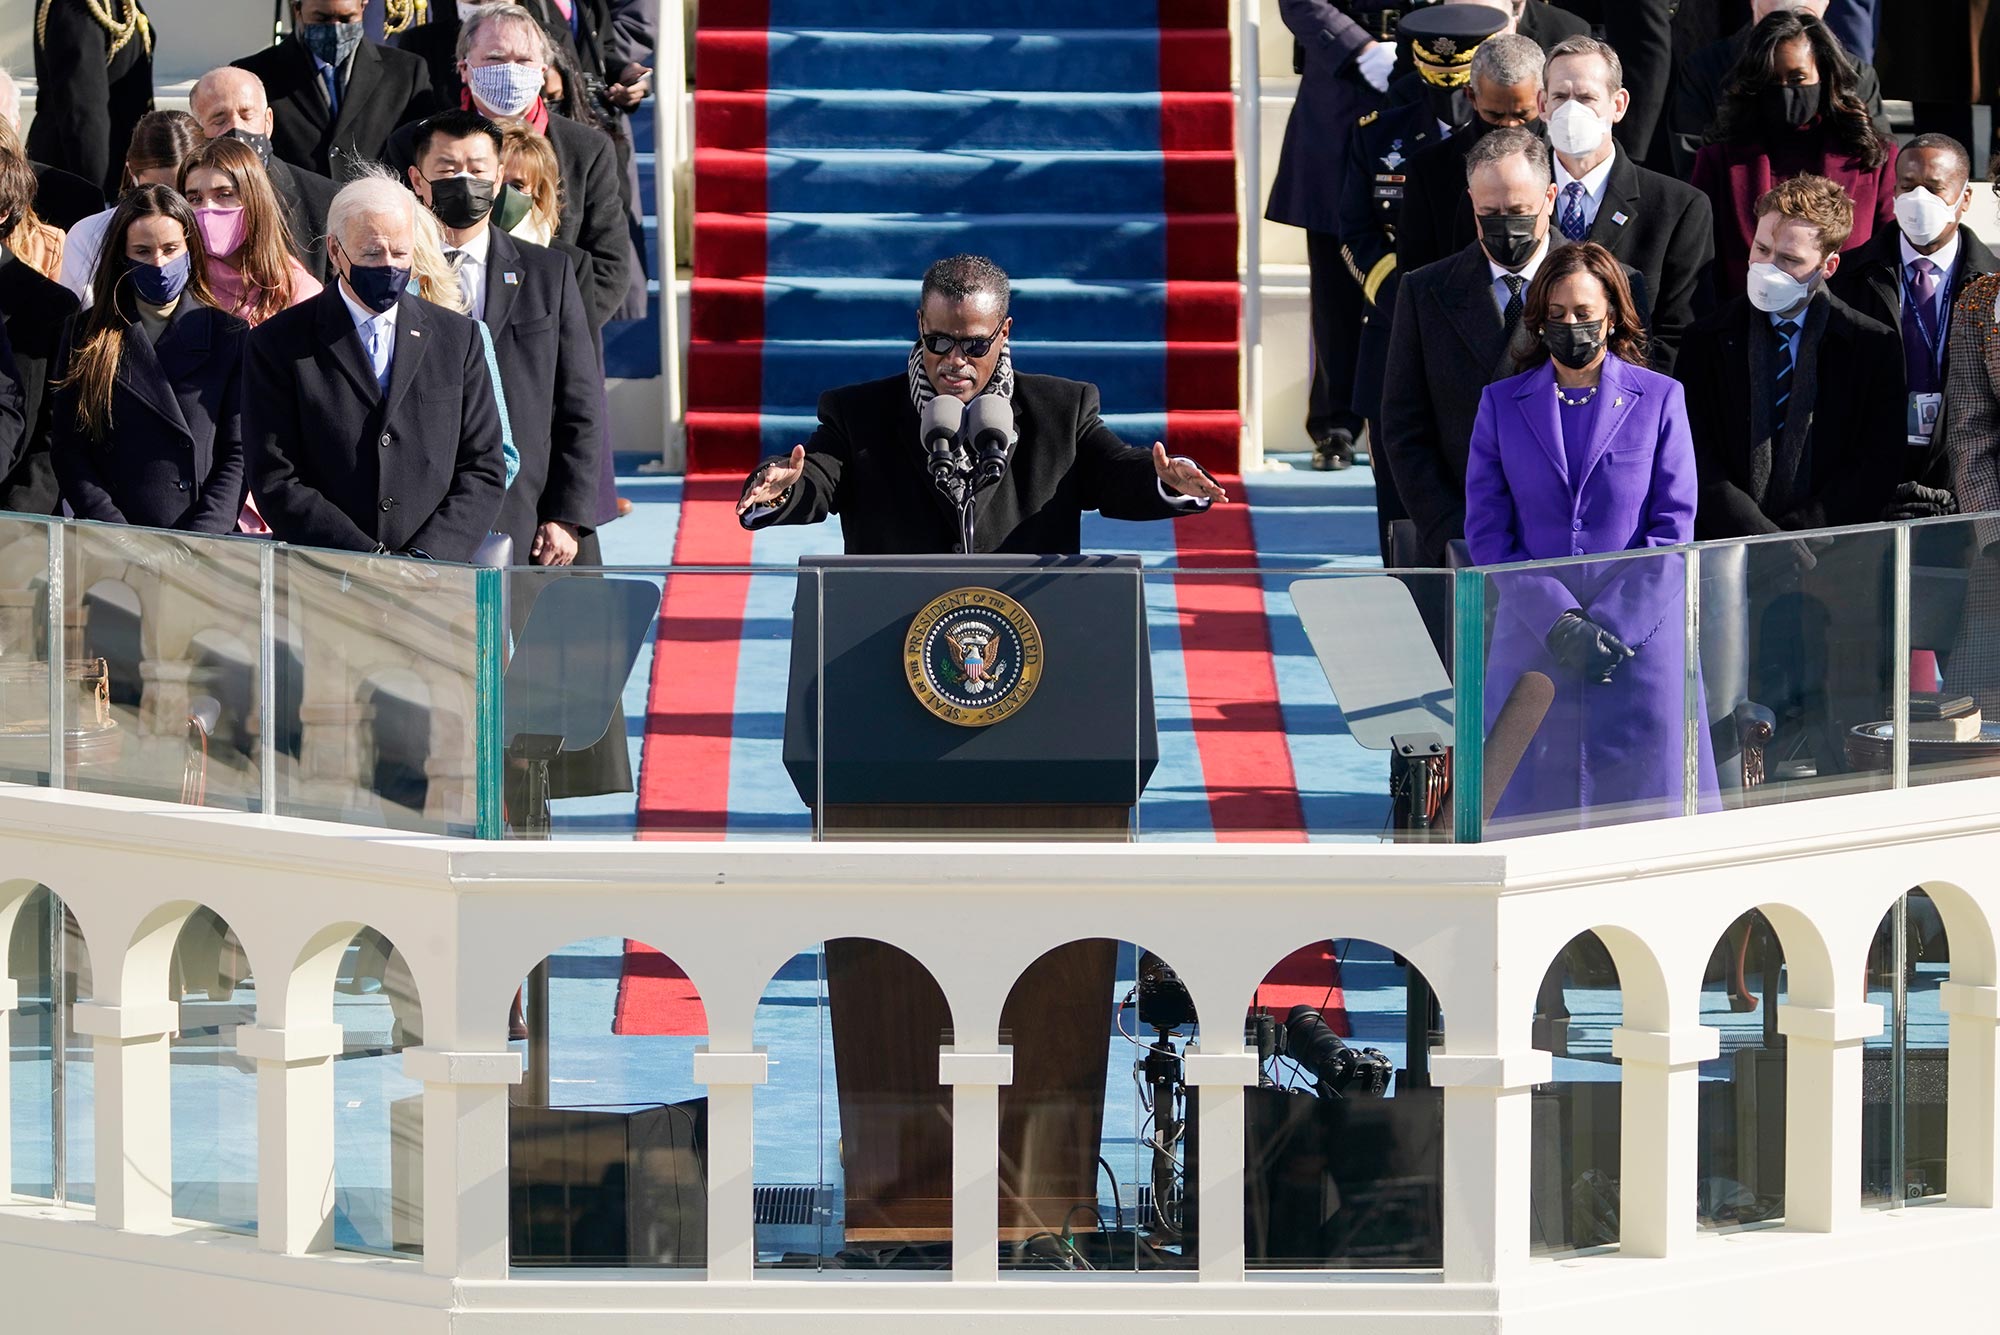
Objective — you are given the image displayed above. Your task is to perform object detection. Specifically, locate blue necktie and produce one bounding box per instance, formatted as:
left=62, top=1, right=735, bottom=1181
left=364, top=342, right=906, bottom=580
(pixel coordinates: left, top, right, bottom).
left=1560, top=182, right=1589, bottom=242
left=367, top=321, right=389, bottom=391
left=1772, top=320, right=1798, bottom=439
left=322, top=63, right=341, bottom=116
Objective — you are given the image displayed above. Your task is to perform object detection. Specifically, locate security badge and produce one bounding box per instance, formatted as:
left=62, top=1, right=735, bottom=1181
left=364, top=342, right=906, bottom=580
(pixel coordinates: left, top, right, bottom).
left=904, top=586, right=1044, bottom=727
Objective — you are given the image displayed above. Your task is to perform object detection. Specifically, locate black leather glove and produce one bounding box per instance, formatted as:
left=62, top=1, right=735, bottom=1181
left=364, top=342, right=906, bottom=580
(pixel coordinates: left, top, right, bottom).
left=1882, top=482, right=1957, bottom=522
left=1545, top=611, right=1635, bottom=684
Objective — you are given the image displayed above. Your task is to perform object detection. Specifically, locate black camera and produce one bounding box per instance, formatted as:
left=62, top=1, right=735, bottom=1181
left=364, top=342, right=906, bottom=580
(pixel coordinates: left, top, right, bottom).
left=1254, top=1004, right=1393, bottom=1098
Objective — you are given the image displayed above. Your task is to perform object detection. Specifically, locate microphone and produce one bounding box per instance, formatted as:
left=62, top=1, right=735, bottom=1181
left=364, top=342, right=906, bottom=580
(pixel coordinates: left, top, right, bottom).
left=921, top=396, right=964, bottom=481
left=1481, top=671, right=1554, bottom=822
left=966, top=395, right=1014, bottom=489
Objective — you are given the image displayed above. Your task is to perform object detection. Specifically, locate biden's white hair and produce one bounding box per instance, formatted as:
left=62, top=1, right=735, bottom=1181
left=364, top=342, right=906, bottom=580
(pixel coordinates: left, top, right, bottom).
left=327, top=170, right=418, bottom=250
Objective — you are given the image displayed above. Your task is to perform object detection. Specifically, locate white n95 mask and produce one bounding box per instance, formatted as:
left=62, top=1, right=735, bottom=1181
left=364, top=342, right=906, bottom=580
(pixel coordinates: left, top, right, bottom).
left=1547, top=99, right=1607, bottom=158
left=1745, top=262, right=1813, bottom=314
left=1894, top=187, right=1959, bottom=247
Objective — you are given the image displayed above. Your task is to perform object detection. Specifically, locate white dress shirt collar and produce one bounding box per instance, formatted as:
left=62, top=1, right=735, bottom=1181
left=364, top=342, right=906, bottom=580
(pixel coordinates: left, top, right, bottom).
left=1899, top=228, right=1962, bottom=283
left=1554, top=149, right=1616, bottom=207
left=446, top=226, right=493, bottom=267
left=338, top=281, right=400, bottom=335
left=1487, top=231, right=1552, bottom=287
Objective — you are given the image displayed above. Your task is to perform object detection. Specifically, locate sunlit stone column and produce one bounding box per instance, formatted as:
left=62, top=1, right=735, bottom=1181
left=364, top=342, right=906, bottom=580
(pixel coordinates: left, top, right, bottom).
left=238, top=1023, right=345, bottom=1254
left=75, top=1000, right=180, bottom=1232
left=404, top=1047, right=522, bottom=1279
left=1184, top=1048, right=1260, bottom=1283
left=0, top=979, right=16, bottom=1196
left=692, top=1047, right=769, bottom=1282
left=1433, top=1050, right=1551, bottom=1283
left=1611, top=1026, right=1719, bottom=1256
left=1942, top=982, right=2000, bottom=1207
left=940, top=1046, right=1013, bottom=1282
left=1777, top=1002, right=1882, bottom=1232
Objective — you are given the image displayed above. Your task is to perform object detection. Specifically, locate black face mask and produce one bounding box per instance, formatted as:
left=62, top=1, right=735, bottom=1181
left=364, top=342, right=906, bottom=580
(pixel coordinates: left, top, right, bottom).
left=1473, top=115, right=1544, bottom=142
left=1543, top=319, right=1607, bottom=371
left=427, top=175, right=497, bottom=230
left=220, top=128, right=275, bottom=168
left=1761, top=82, right=1821, bottom=130
left=1478, top=213, right=1542, bottom=270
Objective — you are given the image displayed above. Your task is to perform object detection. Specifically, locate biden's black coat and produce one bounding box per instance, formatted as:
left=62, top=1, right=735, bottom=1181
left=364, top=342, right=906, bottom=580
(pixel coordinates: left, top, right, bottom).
left=245, top=286, right=505, bottom=562
left=746, top=371, right=1207, bottom=555
left=52, top=303, right=250, bottom=532
left=233, top=34, right=437, bottom=178
left=479, top=227, right=605, bottom=555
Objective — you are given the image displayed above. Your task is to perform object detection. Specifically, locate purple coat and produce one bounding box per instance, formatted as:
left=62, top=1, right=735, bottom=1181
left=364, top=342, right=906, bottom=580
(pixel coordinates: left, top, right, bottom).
left=1464, top=355, right=1719, bottom=831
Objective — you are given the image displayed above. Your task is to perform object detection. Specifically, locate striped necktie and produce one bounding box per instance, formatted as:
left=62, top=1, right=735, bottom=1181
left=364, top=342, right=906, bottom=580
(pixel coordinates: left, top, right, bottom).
left=1772, top=319, right=1799, bottom=439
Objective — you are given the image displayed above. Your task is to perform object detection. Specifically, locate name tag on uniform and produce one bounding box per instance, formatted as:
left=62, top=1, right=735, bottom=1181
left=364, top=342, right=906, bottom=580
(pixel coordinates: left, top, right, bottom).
left=1908, top=391, right=1943, bottom=446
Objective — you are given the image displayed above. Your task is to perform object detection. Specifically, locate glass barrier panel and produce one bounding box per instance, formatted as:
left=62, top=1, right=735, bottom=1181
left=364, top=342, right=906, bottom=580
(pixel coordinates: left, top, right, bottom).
left=171, top=905, right=256, bottom=1230
left=0, top=516, right=54, bottom=788
left=1472, top=544, right=1703, bottom=838
left=57, top=523, right=265, bottom=809
left=1147, top=568, right=1458, bottom=843
left=1000, top=939, right=1196, bottom=1275
left=813, top=561, right=1140, bottom=842
left=508, top=935, right=708, bottom=1269
left=1903, top=514, right=1996, bottom=787
left=1244, top=939, right=1442, bottom=1270
left=1862, top=889, right=1949, bottom=1207
left=1529, top=932, right=1622, bottom=1256
left=6, top=885, right=93, bottom=1205
left=334, top=930, right=425, bottom=1256
left=497, top=566, right=804, bottom=841
left=273, top=547, right=487, bottom=835
left=1697, top=909, right=1787, bottom=1230
left=1715, top=527, right=1897, bottom=806
left=753, top=940, right=952, bottom=1273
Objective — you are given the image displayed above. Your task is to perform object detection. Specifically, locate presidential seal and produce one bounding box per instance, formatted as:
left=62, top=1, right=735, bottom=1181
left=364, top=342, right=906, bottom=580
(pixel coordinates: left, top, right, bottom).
left=904, top=587, right=1044, bottom=727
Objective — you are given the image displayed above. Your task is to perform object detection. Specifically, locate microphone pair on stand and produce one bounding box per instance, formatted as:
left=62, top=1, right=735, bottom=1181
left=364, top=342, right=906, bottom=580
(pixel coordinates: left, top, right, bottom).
left=921, top=395, right=1014, bottom=553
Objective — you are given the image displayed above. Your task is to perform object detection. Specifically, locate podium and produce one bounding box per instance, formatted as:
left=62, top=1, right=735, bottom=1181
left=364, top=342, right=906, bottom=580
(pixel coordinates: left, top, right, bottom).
left=781, top=554, right=1158, bottom=1247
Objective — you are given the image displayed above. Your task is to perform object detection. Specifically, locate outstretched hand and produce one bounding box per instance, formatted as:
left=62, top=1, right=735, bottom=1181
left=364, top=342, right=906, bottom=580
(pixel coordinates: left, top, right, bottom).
left=736, top=445, right=807, bottom=515
left=1153, top=442, right=1229, bottom=502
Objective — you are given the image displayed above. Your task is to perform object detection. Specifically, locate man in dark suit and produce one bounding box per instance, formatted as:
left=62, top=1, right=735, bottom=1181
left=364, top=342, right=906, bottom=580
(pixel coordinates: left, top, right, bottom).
left=1, top=72, right=108, bottom=231
left=1831, top=133, right=1997, bottom=513
left=407, top=110, right=602, bottom=565
left=246, top=176, right=506, bottom=562
left=386, top=4, right=630, bottom=326
left=232, top=0, right=438, bottom=179
left=1680, top=174, right=1903, bottom=541
left=733, top=254, right=1227, bottom=555
left=1382, top=126, right=1558, bottom=571
left=26, top=0, right=155, bottom=199
left=1264, top=1, right=1396, bottom=472
left=1393, top=32, right=1545, bottom=280
left=0, top=152, right=82, bottom=516
left=189, top=67, right=340, bottom=283
left=1666, top=0, right=1887, bottom=178
left=1541, top=36, right=1713, bottom=371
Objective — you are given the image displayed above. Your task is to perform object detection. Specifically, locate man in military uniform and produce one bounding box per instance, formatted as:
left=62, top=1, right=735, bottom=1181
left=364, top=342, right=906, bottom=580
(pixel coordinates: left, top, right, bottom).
left=1335, top=4, right=1508, bottom=563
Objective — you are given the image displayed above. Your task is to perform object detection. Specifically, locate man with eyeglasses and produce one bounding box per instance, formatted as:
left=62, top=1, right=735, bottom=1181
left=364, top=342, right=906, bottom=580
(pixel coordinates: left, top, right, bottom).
left=734, top=254, right=1228, bottom=554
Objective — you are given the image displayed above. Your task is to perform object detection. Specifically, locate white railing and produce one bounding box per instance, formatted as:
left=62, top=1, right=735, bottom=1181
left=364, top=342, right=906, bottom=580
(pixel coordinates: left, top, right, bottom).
left=1237, top=2, right=1266, bottom=474
left=4, top=777, right=2000, bottom=1328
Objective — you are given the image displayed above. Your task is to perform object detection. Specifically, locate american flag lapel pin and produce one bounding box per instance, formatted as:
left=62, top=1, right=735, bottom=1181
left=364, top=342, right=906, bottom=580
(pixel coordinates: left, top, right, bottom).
left=1611, top=211, right=1629, bottom=226
left=504, top=272, right=519, bottom=286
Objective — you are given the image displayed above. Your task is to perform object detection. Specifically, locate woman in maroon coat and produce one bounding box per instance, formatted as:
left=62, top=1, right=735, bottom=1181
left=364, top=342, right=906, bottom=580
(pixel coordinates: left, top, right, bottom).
left=1691, top=9, right=1896, bottom=304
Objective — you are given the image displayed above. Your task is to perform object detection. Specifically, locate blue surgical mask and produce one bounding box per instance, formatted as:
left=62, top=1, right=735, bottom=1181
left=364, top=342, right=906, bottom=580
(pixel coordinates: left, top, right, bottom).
left=127, top=252, right=191, bottom=306
left=298, top=18, right=364, bottom=68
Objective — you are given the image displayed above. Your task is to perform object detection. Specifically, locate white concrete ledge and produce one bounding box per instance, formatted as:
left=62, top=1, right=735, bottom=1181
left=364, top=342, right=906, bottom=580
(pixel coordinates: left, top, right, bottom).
left=401, top=1048, right=523, bottom=1086
left=690, top=1048, right=768, bottom=1087
left=236, top=1023, right=345, bottom=1065
left=1612, top=1026, right=1721, bottom=1069
left=1942, top=982, right=2000, bottom=1019
left=72, top=1000, right=179, bottom=1041
left=1776, top=1003, right=1886, bottom=1045
left=1183, top=1049, right=1261, bottom=1086
left=1430, top=1051, right=1553, bottom=1091
left=937, top=1048, right=1013, bottom=1086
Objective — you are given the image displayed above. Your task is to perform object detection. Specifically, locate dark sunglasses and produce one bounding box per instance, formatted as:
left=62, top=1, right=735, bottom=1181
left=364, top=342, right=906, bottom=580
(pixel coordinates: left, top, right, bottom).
left=920, top=328, right=1002, bottom=359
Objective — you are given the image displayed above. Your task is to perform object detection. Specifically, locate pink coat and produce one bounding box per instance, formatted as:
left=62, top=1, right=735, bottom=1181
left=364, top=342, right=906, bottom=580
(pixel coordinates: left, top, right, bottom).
left=1691, top=128, right=1898, bottom=302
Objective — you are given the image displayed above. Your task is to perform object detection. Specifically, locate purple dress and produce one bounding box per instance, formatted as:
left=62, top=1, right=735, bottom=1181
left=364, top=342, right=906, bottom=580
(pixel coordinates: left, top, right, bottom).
left=1464, top=355, right=1720, bottom=831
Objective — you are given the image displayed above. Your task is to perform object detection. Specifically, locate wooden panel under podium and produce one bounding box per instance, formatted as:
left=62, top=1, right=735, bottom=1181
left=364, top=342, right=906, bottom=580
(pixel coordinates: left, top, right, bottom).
left=787, top=558, right=1157, bottom=1247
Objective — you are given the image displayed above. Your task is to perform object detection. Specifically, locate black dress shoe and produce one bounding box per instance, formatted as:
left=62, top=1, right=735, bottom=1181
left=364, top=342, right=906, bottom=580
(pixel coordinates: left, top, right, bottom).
left=1311, top=428, right=1355, bottom=471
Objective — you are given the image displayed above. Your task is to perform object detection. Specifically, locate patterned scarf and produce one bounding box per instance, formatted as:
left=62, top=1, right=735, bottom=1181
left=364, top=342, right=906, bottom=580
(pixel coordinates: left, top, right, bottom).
left=907, top=340, right=1014, bottom=411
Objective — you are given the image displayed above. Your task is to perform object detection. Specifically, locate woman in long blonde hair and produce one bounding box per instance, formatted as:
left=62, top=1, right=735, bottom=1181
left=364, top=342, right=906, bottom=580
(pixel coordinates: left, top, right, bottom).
left=51, top=185, right=249, bottom=533
left=177, top=135, right=320, bottom=326
left=499, top=125, right=563, bottom=248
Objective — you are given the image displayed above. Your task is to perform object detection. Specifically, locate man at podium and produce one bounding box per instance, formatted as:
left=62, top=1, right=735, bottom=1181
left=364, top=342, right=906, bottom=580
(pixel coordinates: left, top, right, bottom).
left=734, top=254, right=1228, bottom=553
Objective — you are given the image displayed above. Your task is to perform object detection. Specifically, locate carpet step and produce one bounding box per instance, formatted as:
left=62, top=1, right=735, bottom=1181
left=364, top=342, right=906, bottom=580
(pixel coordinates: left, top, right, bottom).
left=695, top=147, right=1235, bottom=215
left=684, top=409, right=1241, bottom=476
left=694, top=212, right=1237, bottom=282
left=688, top=339, right=1240, bottom=413
left=697, top=28, right=1229, bottom=94
left=700, top=0, right=1227, bottom=30
left=691, top=276, right=1239, bottom=343
left=697, top=89, right=1234, bottom=152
